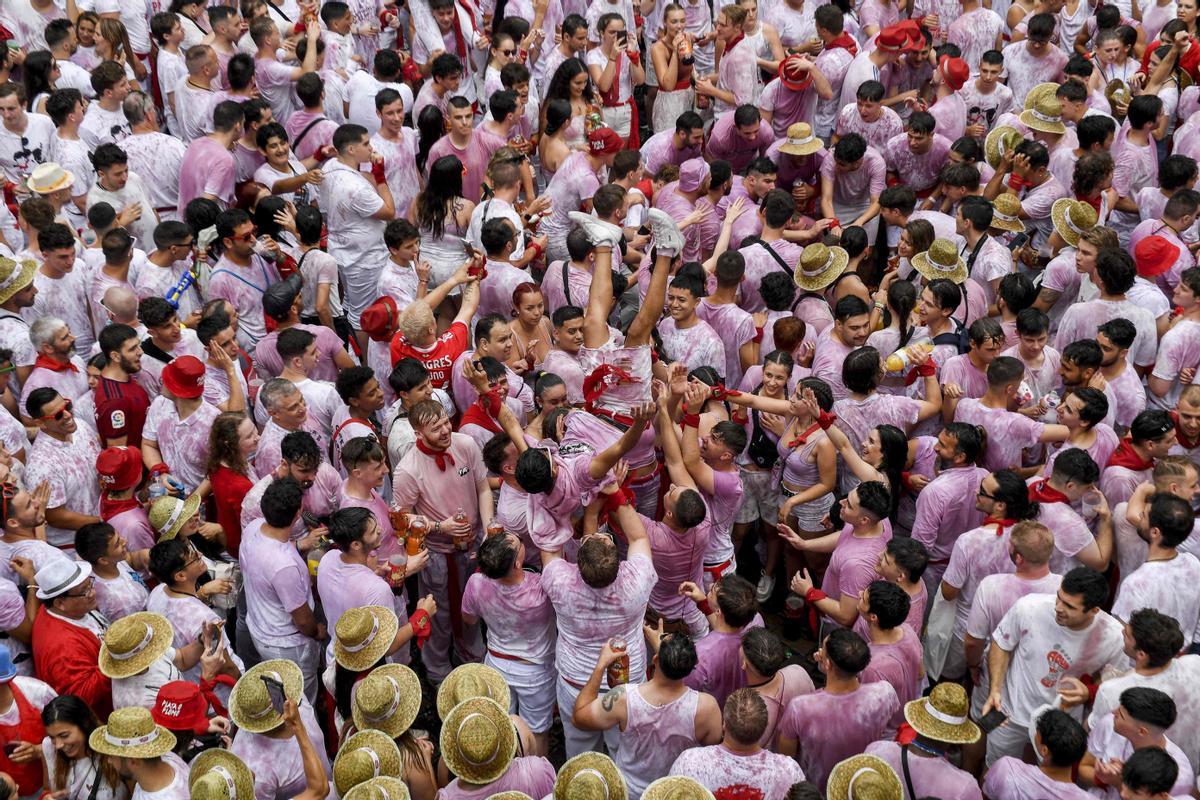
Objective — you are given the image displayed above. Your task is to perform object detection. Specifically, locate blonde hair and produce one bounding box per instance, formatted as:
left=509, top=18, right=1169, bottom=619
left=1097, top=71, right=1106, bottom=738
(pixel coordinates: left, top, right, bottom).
left=1079, top=225, right=1119, bottom=250
left=1153, top=456, right=1198, bottom=490
left=721, top=5, right=748, bottom=28
left=398, top=301, right=434, bottom=342
left=98, top=17, right=134, bottom=63
left=1010, top=520, right=1054, bottom=565
left=1180, top=384, right=1200, bottom=407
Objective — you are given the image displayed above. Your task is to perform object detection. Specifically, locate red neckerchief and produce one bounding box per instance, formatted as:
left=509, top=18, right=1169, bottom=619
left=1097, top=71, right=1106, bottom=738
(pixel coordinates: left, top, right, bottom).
left=459, top=389, right=503, bottom=434
left=33, top=354, right=77, bottom=373
left=415, top=439, right=455, bottom=471
left=984, top=516, right=1017, bottom=537
left=1108, top=439, right=1154, bottom=471
left=1173, top=412, right=1200, bottom=450
left=787, top=421, right=822, bottom=448
left=826, top=32, right=858, bottom=57
left=198, top=674, right=236, bottom=717
left=726, top=32, right=745, bottom=52
left=100, top=495, right=142, bottom=520
left=1028, top=479, right=1070, bottom=504
left=1076, top=192, right=1102, bottom=214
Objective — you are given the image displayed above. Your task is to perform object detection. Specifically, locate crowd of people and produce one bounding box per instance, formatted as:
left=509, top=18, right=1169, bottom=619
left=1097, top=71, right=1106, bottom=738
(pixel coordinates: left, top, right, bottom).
left=0, top=0, right=1197, bottom=797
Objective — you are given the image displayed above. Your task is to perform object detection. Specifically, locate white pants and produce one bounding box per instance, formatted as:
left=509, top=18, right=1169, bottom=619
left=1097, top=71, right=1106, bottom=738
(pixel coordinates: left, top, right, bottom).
left=556, top=675, right=622, bottom=758
left=600, top=103, right=632, bottom=139
left=833, top=199, right=880, bottom=241
left=418, top=549, right=485, bottom=684
left=485, top=653, right=557, bottom=734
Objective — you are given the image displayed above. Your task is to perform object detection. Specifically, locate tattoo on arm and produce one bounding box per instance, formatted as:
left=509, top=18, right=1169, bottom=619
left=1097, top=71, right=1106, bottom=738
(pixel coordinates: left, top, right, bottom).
left=601, top=685, right=625, bottom=712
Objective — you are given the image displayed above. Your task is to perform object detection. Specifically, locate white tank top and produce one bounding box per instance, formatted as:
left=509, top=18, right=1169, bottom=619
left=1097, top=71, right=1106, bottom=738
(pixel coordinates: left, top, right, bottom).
left=614, top=684, right=702, bottom=799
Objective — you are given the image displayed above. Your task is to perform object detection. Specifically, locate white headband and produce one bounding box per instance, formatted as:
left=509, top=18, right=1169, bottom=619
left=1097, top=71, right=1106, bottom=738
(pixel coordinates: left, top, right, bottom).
left=923, top=699, right=969, bottom=726
left=1029, top=107, right=1061, bottom=124
left=786, top=133, right=816, bottom=148
left=993, top=209, right=1019, bottom=223
left=212, top=766, right=238, bottom=800
left=801, top=251, right=835, bottom=278
left=341, top=616, right=380, bottom=653
left=104, top=727, right=162, bottom=749
left=109, top=624, right=155, bottom=660
left=158, top=499, right=187, bottom=536
left=1063, top=208, right=1088, bottom=235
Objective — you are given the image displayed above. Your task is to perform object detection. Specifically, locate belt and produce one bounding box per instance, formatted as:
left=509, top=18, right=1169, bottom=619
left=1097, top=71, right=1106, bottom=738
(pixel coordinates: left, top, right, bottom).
left=703, top=559, right=733, bottom=580
left=154, top=206, right=175, bottom=214
left=488, top=648, right=533, bottom=664
left=561, top=674, right=587, bottom=690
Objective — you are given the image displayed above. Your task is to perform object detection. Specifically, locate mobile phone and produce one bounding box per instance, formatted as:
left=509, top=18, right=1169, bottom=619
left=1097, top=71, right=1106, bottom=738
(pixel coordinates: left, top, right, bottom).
left=261, top=675, right=287, bottom=715
left=617, top=31, right=628, bottom=47
left=2, top=742, right=19, bottom=756
left=205, top=622, right=223, bottom=655
left=301, top=511, right=321, bottom=530
left=462, top=237, right=478, bottom=258
left=637, top=225, right=651, bottom=237
left=1007, top=232, right=1030, bottom=252
left=977, top=709, right=1007, bottom=733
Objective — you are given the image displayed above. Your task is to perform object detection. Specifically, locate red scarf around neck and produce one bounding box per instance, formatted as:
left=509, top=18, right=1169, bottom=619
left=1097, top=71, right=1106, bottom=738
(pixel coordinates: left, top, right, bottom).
left=1075, top=192, right=1102, bottom=214
left=100, top=495, right=142, bottom=520
left=984, top=516, right=1017, bottom=537
left=1108, top=439, right=1154, bottom=472
left=459, top=390, right=503, bottom=435
left=33, top=354, right=77, bottom=373
left=1028, top=479, right=1070, bottom=504
left=415, top=438, right=456, bottom=471
left=826, top=32, right=858, bottom=56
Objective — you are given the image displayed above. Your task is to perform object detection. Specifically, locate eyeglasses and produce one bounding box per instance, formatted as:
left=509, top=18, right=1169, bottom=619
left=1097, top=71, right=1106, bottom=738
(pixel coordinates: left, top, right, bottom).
left=977, top=487, right=997, bottom=500
left=0, top=482, right=16, bottom=524
left=175, top=239, right=195, bottom=250
left=64, top=577, right=96, bottom=598
left=181, top=549, right=201, bottom=569
left=38, top=399, right=73, bottom=422
left=232, top=227, right=258, bottom=243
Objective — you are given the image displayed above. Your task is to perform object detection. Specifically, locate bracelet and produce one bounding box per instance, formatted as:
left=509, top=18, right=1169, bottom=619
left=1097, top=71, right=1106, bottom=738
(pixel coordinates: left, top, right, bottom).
left=815, top=410, right=837, bottom=430
left=149, top=463, right=170, bottom=477
left=874, top=301, right=885, bottom=310
left=434, top=520, right=442, bottom=534
left=527, top=241, right=543, bottom=260
left=803, top=587, right=828, bottom=604
left=697, top=598, right=713, bottom=615
left=752, top=326, right=763, bottom=343
left=681, top=412, right=701, bottom=428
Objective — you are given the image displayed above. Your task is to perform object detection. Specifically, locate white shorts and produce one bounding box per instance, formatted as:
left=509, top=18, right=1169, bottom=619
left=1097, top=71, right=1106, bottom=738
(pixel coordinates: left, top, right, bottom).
left=734, top=465, right=782, bottom=525
left=484, top=653, right=557, bottom=734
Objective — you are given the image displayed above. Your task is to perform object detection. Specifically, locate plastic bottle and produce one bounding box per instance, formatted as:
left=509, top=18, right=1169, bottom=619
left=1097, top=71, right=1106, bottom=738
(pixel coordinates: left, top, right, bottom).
left=884, top=340, right=932, bottom=373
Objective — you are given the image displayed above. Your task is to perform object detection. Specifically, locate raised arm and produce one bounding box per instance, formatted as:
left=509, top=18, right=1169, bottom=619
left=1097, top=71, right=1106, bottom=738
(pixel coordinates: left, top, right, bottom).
left=588, top=402, right=655, bottom=480
left=572, top=639, right=630, bottom=732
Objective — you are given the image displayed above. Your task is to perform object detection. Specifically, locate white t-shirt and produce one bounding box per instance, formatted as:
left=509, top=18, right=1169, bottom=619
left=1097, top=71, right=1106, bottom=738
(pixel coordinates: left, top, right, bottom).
left=0, top=112, right=55, bottom=185
left=345, top=72, right=414, bottom=136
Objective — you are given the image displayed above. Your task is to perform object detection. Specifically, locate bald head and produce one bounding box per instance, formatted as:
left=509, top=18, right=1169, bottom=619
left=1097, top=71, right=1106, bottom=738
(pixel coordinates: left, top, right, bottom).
left=103, top=286, right=140, bottom=324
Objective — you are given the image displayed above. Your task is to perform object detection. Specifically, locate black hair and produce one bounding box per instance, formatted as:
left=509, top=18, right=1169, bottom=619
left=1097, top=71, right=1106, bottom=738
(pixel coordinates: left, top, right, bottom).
left=388, top=358, right=430, bottom=396
left=992, top=469, right=1039, bottom=521
left=823, top=628, right=871, bottom=675
left=1036, top=709, right=1087, bottom=767
left=1015, top=307, right=1049, bottom=338
left=148, top=538, right=194, bottom=585
left=1050, top=447, right=1100, bottom=486
left=477, top=532, right=519, bottom=578
left=833, top=133, right=867, bottom=164
left=865, top=580, right=910, bottom=629
left=335, top=366, right=377, bottom=406
left=1120, top=687, right=1177, bottom=731
left=1062, top=339, right=1103, bottom=370
left=1130, top=409, right=1175, bottom=444
left=327, top=506, right=374, bottom=551
left=943, top=422, right=984, bottom=464
left=1148, top=493, right=1195, bottom=549
left=657, top=634, right=699, bottom=681
left=886, top=537, right=928, bottom=581
left=1128, top=609, right=1185, bottom=668
left=280, top=430, right=321, bottom=468
left=1122, top=748, right=1179, bottom=795
left=1061, top=566, right=1109, bottom=611
left=75, top=522, right=118, bottom=565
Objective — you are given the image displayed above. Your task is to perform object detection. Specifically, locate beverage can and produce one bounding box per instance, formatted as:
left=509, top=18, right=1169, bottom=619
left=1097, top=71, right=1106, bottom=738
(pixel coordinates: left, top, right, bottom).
left=606, top=638, right=630, bottom=686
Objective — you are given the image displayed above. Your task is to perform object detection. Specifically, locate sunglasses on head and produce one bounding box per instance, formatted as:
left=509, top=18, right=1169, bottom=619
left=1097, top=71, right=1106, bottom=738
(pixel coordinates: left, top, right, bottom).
left=38, top=399, right=73, bottom=421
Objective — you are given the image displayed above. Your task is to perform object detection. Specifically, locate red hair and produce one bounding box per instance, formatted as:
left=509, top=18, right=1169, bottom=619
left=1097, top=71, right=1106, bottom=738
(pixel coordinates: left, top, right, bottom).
left=511, top=282, right=542, bottom=316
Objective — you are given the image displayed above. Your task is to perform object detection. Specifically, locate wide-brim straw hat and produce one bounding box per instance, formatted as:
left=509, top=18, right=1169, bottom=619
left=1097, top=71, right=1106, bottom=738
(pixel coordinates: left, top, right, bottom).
left=554, top=752, right=628, bottom=800
left=793, top=243, right=849, bottom=292
left=904, top=683, right=981, bottom=744
left=440, top=697, right=518, bottom=785
left=911, top=238, right=967, bottom=284
left=26, top=162, right=75, bottom=195
left=99, top=612, right=175, bottom=679
left=345, top=777, right=412, bottom=800
left=352, top=663, right=422, bottom=738
left=228, top=659, right=305, bottom=733
left=1051, top=198, right=1098, bottom=248
left=780, top=122, right=823, bottom=156
left=984, top=125, right=1025, bottom=169
left=827, top=754, right=903, bottom=800
left=0, top=256, right=37, bottom=306
left=487, top=794, right=534, bottom=800
left=1023, top=81, right=1060, bottom=110
left=89, top=707, right=177, bottom=759
left=1019, top=95, right=1067, bottom=135
left=990, top=193, right=1027, bottom=234
left=189, top=748, right=257, bottom=800
left=642, top=777, right=715, bottom=800
left=148, top=491, right=202, bottom=541
left=436, top=663, right=511, bottom=721
left=334, top=730, right=404, bottom=796
left=335, top=605, right=400, bottom=672
left=1105, top=78, right=1131, bottom=109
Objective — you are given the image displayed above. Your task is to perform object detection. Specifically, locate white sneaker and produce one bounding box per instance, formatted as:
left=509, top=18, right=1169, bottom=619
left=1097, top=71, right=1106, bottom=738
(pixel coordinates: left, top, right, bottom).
left=756, top=573, right=776, bottom=602
left=647, top=208, right=685, bottom=256
left=567, top=211, right=623, bottom=249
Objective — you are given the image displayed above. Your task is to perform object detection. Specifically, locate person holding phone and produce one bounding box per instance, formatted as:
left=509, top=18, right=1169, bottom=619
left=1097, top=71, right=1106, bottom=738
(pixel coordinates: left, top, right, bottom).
left=587, top=14, right=644, bottom=144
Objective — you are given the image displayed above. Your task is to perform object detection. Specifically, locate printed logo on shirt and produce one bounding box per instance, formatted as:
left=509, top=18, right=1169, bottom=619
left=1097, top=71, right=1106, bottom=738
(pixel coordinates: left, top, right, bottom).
left=457, top=466, right=470, bottom=477
left=110, top=410, right=126, bottom=429
left=1041, top=647, right=1071, bottom=687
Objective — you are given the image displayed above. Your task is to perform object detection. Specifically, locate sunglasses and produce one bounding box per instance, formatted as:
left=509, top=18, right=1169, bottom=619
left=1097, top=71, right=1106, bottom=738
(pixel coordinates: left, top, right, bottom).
left=38, top=399, right=73, bottom=421
left=500, top=48, right=516, bottom=55
left=977, top=487, right=997, bottom=500
left=232, top=227, right=258, bottom=243
left=0, top=482, right=16, bottom=523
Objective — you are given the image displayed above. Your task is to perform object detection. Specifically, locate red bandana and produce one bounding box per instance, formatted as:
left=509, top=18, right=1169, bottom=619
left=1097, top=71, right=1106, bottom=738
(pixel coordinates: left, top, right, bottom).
left=1028, top=479, right=1070, bottom=504
left=787, top=422, right=822, bottom=448
left=826, top=32, right=859, bottom=57
left=1075, top=192, right=1102, bottom=214
left=459, top=389, right=503, bottom=435
left=415, top=439, right=455, bottom=471
left=33, top=354, right=77, bottom=373
left=1107, top=440, right=1154, bottom=472
left=984, top=516, right=1017, bottom=537
left=100, top=495, right=142, bottom=521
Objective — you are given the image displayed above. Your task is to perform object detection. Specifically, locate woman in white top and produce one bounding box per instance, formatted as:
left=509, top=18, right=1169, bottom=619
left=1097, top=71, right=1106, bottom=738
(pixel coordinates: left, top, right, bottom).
left=738, top=0, right=785, bottom=75
left=96, top=18, right=144, bottom=88
left=21, top=51, right=58, bottom=116
left=169, top=0, right=210, bottom=49
left=408, top=155, right=476, bottom=306
left=42, top=696, right=130, bottom=800
left=1089, top=27, right=1137, bottom=96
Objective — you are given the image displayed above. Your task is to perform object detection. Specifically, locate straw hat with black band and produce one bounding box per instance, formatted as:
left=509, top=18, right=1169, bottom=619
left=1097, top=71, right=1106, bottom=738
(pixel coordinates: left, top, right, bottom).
left=554, top=752, right=627, bottom=800
left=440, top=697, right=518, bottom=785
left=190, top=748, right=257, bottom=800
left=826, top=754, right=903, bottom=800
left=335, top=605, right=400, bottom=672
left=89, top=707, right=177, bottom=760
left=334, top=730, right=404, bottom=796
left=792, top=243, right=849, bottom=292
left=436, top=663, right=511, bottom=720
left=1051, top=198, right=1098, bottom=248
left=345, top=777, right=412, bottom=800
left=228, top=659, right=305, bottom=734
left=904, top=683, right=981, bottom=744
left=99, top=612, right=176, bottom=679
left=352, top=663, right=422, bottom=738
left=642, top=777, right=715, bottom=800
left=911, top=238, right=968, bottom=285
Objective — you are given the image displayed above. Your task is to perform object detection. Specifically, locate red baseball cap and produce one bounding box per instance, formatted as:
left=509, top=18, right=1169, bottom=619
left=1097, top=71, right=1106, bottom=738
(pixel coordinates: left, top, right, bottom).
left=162, top=355, right=205, bottom=400
left=939, top=55, right=970, bottom=91
left=1134, top=235, right=1180, bottom=278
left=360, top=295, right=400, bottom=343
left=96, top=446, right=143, bottom=492
left=587, top=127, right=624, bottom=155
left=153, top=681, right=212, bottom=734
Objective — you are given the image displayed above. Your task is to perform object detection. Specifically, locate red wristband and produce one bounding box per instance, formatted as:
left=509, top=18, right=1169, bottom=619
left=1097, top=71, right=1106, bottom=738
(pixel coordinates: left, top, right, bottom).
left=752, top=327, right=764, bottom=343
left=901, top=470, right=914, bottom=492
left=697, top=598, right=713, bottom=615
left=916, top=360, right=936, bottom=377
left=804, top=587, right=828, bottom=604
left=603, top=488, right=633, bottom=516
left=149, top=463, right=170, bottom=477
left=371, top=161, right=387, bottom=184
left=527, top=241, right=543, bottom=260
left=681, top=412, right=701, bottom=428
left=816, top=410, right=836, bottom=430
left=409, top=609, right=432, bottom=648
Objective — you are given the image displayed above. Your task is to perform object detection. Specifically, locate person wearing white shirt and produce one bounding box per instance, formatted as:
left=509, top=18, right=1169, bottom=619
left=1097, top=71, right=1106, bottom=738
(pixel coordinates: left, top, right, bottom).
left=345, top=51, right=414, bottom=136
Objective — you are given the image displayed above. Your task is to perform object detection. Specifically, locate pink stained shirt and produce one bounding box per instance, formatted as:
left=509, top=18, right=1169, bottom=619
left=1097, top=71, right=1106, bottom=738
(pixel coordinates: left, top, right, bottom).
left=947, top=526, right=1061, bottom=638
left=911, top=466, right=989, bottom=565
left=143, top=397, right=220, bottom=490
left=1111, top=553, right=1200, bottom=646
left=252, top=416, right=330, bottom=481
left=207, top=254, right=281, bottom=350
left=240, top=463, right=342, bottom=540
left=696, top=300, right=756, bottom=389
left=1000, top=41, right=1068, bottom=108
left=641, top=128, right=702, bottom=176
left=823, top=524, right=893, bottom=609
left=659, top=317, right=727, bottom=376
left=836, top=105, right=905, bottom=152
left=252, top=323, right=346, bottom=383
left=643, top=514, right=711, bottom=633
left=883, top=132, right=953, bottom=193
left=930, top=90, right=968, bottom=142
left=810, top=327, right=856, bottom=401
left=426, top=132, right=500, bottom=205
left=238, top=518, right=315, bottom=648
left=670, top=744, right=805, bottom=800
left=229, top=701, right=331, bottom=800
left=436, top=757, right=557, bottom=800
left=704, top=112, right=774, bottom=176
left=954, top=398, right=1046, bottom=472
left=865, top=740, right=983, bottom=800
left=940, top=353, right=990, bottom=400
left=538, top=152, right=603, bottom=249
left=25, top=426, right=102, bottom=548
left=477, top=259, right=533, bottom=321
left=540, top=349, right=586, bottom=404
left=735, top=239, right=804, bottom=314
left=176, top=136, right=236, bottom=216
left=860, top=624, right=925, bottom=732
left=820, top=146, right=888, bottom=208
left=461, top=570, right=556, bottom=664
left=392, top=432, right=488, bottom=554
left=684, top=615, right=765, bottom=707
left=316, top=549, right=407, bottom=658
left=983, top=757, right=1094, bottom=800
left=778, top=682, right=902, bottom=792
left=284, top=109, right=338, bottom=162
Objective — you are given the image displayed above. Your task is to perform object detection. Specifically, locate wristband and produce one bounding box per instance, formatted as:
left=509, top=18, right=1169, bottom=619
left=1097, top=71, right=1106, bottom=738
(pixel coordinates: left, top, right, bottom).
left=602, top=487, right=633, bottom=516
left=828, top=217, right=841, bottom=229
left=900, top=470, right=915, bottom=492
left=527, top=241, right=543, bottom=260
left=804, top=587, right=828, bottom=604
left=370, top=160, right=387, bottom=184
left=681, top=412, right=701, bottom=428
left=710, top=384, right=742, bottom=401
left=149, top=463, right=170, bottom=477
left=409, top=609, right=432, bottom=648
left=628, top=50, right=641, bottom=64
left=1007, top=173, right=1029, bottom=191
left=816, top=410, right=837, bottom=430
left=752, top=326, right=763, bottom=343
left=731, top=408, right=748, bottom=425
left=697, top=598, right=713, bottom=615
left=916, top=360, right=936, bottom=378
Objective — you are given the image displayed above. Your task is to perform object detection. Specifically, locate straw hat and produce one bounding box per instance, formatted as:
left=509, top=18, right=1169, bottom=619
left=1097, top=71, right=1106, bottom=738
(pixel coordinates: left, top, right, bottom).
left=1050, top=198, right=1098, bottom=247
left=990, top=193, right=1027, bottom=234
left=440, top=697, right=518, bottom=785
left=148, top=492, right=202, bottom=541
left=99, top=612, right=176, bottom=679
left=642, top=777, right=715, bottom=800
left=352, top=663, right=422, bottom=738
left=335, top=605, right=400, bottom=672
left=1105, top=78, right=1131, bottom=109
left=792, top=243, right=849, bottom=292
left=984, top=125, right=1024, bottom=168
left=345, top=777, right=412, bottom=800
left=436, top=663, right=511, bottom=720
left=779, top=122, right=823, bottom=157
left=89, top=707, right=177, bottom=759
left=826, top=754, right=903, bottom=800
left=333, top=730, right=404, bottom=796
left=554, top=753, right=628, bottom=800
left=487, top=794, right=533, bottom=800
left=911, top=238, right=967, bottom=285
left=1023, top=81, right=1060, bottom=110
left=228, top=659, right=305, bottom=733
left=189, top=748, right=256, bottom=800
left=904, top=683, right=981, bottom=744
left=26, top=162, right=75, bottom=195
left=1019, top=94, right=1067, bottom=135
left=0, top=256, right=37, bottom=306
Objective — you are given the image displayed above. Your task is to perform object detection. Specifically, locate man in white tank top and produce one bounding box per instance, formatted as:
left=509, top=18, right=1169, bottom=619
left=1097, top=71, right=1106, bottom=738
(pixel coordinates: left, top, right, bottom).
left=572, top=633, right=723, bottom=800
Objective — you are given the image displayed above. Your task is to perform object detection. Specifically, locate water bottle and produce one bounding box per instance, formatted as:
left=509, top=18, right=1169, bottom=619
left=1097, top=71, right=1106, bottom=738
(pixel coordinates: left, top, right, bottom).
left=884, top=340, right=932, bottom=374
